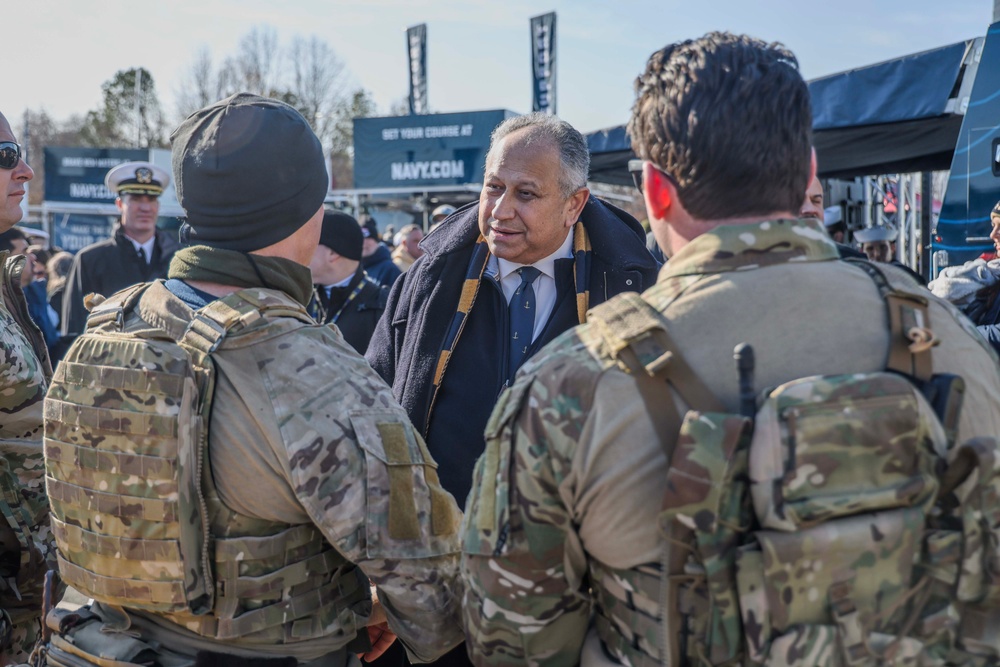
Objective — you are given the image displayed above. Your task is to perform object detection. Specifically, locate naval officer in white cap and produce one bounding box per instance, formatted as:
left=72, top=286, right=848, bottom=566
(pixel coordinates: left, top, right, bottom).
left=60, top=160, right=180, bottom=335
left=854, top=224, right=927, bottom=285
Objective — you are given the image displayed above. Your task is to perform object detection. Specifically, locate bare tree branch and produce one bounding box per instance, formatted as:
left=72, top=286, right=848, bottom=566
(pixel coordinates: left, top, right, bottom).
left=171, top=26, right=379, bottom=184
left=175, top=47, right=220, bottom=120
left=288, top=35, right=349, bottom=147
left=235, top=26, right=282, bottom=96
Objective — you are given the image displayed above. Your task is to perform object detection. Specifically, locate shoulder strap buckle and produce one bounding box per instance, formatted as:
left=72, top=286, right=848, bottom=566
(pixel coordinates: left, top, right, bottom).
left=846, top=258, right=938, bottom=381
left=177, top=289, right=313, bottom=354
left=180, top=294, right=261, bottom=354
left=589, top=292, right=723, bottom=412
left=590, top=293, right=665, bottom=372
left=83, top=282, right=150, bottom=332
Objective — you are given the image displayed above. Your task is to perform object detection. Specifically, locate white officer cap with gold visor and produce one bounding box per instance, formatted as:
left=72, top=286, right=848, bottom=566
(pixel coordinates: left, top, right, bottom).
left=105, top=161, right=170, bottom=197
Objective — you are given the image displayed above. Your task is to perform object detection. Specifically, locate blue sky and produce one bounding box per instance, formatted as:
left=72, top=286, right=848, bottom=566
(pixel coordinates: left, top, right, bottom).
left=6, top=0, right=994, bottom=134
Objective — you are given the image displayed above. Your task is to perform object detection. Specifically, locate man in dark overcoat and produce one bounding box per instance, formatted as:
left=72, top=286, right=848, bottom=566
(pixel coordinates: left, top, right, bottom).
left=61, top=161, right=179, bottom=334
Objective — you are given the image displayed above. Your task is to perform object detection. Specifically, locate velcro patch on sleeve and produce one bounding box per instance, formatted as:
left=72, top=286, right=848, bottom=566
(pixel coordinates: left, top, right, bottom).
left=377, top=422, right=420, bottom=540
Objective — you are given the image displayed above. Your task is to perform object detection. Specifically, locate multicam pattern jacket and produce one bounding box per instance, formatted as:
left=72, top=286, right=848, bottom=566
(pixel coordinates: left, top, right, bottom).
left=459, top=219, right=1000, bottom=666
left=0, top=250, right=54, bottom=653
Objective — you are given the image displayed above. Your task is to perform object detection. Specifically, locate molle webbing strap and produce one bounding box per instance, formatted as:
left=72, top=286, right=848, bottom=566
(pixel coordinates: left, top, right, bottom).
left=179, top=290, right=314, bottom=355
left=212, top=523, right=322, bottom=561
left=44, top=398, right=178, bottom=438
left=82, top=282, right=150, bottom=332
left=175, top=568, right=364, bottom=640
left=846, top=259, right=936, bottom=382
left=51, top=517, right=179, bottom=562
left=589, top=560, right=663, bottom=667
left=228, top=550, right=342, bottom=598
left=55, top=360, right=185, bottom=398
left=47, top=477, right=176, bottom=523
left=56, top=555, right=186, bottom=608
left=589, top=292, right=723, bottom=413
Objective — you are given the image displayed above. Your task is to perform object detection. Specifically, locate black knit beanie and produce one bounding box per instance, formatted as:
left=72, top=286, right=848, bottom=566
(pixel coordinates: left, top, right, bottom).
left=319, top=211, right=364, bottom=261
left=170, top=93, right=328, bottom=252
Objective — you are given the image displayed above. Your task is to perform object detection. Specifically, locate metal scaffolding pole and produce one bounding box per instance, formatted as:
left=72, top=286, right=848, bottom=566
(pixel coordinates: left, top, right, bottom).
left=920, top=172, right=932, bottom=280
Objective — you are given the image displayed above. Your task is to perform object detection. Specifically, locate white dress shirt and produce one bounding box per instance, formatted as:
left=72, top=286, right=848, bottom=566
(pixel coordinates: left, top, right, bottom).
left=127, top=236, right=156, bottom=264
left=487, top=228, right=574, bottom=343
left=322, top=274, right=354, bottom=292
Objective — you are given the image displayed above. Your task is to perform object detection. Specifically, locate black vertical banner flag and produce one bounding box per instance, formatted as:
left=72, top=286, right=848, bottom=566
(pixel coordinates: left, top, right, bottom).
left=531, top=12, right=557, bottom=115
left=407, top=24, right=428, bottom=115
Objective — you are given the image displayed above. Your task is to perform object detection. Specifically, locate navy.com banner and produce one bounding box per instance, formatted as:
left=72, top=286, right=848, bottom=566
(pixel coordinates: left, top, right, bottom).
left=44, top=147, right=146, bottom=203
left=353, top=110, right=515, bottom=189
left=407, top=24, right=428, bottom=115
left=531, top=12, right=556, bottom=115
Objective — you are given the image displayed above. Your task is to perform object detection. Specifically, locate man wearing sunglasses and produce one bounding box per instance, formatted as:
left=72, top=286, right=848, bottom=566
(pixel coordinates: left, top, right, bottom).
left=460, top=33, right=1000, bottom=666
left=0, top=112, right=55, bottom=665
left=60, top=160, right=179, bottom=336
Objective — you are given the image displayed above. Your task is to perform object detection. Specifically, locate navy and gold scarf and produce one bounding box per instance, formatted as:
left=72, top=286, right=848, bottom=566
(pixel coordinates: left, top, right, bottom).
left=426, top=222, right=591, bottom=427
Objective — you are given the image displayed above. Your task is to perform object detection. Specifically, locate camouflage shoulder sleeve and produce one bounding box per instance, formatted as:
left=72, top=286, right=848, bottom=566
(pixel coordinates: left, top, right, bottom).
left=260, top=330, right=463, bottom=663
left=461, top=331, right=606, bottom=666
left=0, top=292, right=52, bottom=626
left=0, top=298, right=46, bottom=442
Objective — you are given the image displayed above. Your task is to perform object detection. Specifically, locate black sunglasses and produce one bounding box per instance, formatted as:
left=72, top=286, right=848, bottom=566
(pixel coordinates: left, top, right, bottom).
left=0, top=142, right=21, bottom=170
left=628, top=158, right=678, bottom=193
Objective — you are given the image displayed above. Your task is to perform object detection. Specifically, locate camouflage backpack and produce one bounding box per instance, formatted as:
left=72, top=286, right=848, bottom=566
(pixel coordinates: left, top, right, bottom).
left=43, top=282, right=368, bottom=643
left=588, top=260, right=1000, bottom=666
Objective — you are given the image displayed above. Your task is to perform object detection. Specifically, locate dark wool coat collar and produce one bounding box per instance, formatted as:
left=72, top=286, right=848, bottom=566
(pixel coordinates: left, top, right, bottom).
left=366, top=195, right=659, bottom=439
left=420, top=196, right=651, bottom=267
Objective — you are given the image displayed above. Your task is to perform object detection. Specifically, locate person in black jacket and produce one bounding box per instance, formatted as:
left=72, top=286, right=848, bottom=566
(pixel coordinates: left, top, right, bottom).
left=367, top=113, right=657, bottom=667
left=366, top=115, right=659, bottom=667
left=61, top=161, right=179, bottom=335
left=360, top=217, right=402, bottom=287
left=309, top=210, right=388, bottom=354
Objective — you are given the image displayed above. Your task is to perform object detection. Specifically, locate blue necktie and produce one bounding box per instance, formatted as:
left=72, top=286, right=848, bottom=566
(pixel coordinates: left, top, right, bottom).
left=508, top=266, right=541, bottom=377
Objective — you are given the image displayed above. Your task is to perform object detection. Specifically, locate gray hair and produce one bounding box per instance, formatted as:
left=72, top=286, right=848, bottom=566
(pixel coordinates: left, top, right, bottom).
left=486, top=113, right=590, bottom=197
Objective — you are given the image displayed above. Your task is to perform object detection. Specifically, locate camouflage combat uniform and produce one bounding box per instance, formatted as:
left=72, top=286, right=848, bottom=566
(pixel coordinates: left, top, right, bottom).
left=0, top=251, right=54, bottom=665
left=460, top=218, right=1000, bottom=666
left=45, top=281, right=463, bottom=665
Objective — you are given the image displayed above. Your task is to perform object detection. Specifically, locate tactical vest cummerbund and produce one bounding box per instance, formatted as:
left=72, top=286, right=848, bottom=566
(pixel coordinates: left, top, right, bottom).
left=44, top=286, right=369, bottom=643
left=589, top=559, right=663, bottom=667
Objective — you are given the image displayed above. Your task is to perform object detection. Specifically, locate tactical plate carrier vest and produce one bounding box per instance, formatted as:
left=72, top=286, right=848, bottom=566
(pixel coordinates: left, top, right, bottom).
left=586, top=260, right=1000, bottom=666
left=44, top=283, right=369, bottom=643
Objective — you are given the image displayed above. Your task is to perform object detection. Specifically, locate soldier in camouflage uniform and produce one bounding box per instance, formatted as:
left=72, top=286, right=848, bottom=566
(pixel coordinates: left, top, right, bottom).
left=460, top=34, right=1000, bottom=666
left=42, top=95, right=463, bottom=666
left=0, top=112, right=55, bottom=665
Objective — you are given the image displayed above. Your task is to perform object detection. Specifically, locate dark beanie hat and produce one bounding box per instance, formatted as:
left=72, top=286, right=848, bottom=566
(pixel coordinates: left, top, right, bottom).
left=319, top=211, right=364, bottom=261
left=360, top=217, right=380, bottom=240
left=170, top=93, right=328, bottom=252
